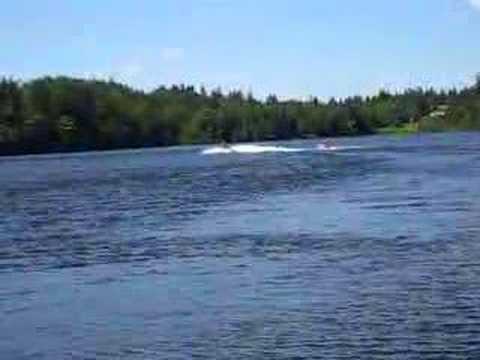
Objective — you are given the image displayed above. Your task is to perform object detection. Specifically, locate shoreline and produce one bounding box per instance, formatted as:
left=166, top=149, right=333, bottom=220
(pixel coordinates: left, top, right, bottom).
left=2, top=129, right=478, bottom=159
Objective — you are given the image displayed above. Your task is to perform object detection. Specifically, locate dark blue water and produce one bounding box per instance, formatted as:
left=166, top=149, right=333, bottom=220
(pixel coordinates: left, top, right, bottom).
left=1, top=133, right=480, bottom=359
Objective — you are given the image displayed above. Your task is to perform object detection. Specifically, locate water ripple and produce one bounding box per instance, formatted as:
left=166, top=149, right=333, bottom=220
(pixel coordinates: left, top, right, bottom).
left=1, top=133, right=480, bottom=359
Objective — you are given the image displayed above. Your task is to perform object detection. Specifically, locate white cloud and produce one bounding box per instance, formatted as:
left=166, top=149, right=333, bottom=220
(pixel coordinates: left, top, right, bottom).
left=118, top=64, right=143, bottom=78
left=160, top=47, right=185, bottom=62
left=79, top=63, right=144, bottom=85
left=107, top=63, right=145, bottom=86
left=469, top=0, right=480, bottom=10
left=81, top=71, right=110, bottom=81
left=84, top=65, right=140, bottom=82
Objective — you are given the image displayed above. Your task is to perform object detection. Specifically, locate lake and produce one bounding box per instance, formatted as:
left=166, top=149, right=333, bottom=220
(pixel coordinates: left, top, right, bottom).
left=1, top=132, right=480, bottom=359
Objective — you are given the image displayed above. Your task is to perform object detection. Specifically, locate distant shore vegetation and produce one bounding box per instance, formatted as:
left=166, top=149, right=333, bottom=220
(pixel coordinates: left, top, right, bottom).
left=0, top=75, right=479, bottom=155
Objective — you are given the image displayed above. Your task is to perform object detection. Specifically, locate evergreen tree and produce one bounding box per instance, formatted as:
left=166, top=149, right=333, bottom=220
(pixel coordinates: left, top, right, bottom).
left=0, top=74, right=479, bottom=155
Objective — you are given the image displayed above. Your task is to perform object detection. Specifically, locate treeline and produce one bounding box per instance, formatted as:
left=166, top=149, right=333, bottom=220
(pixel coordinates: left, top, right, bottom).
left=0, top=75, right=479, bottom=155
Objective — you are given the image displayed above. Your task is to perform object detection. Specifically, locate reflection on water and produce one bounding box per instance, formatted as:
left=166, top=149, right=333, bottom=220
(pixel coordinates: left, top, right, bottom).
left=1, top=133, right=480, bottom=359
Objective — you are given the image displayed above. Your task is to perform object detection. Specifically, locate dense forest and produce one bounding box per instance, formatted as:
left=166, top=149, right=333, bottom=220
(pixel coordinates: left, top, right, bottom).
left=0, top=75, right=479, bottom=155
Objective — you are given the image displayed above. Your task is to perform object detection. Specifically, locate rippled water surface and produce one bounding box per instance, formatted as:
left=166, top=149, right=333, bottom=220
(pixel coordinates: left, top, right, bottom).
left=1, top=133, right=480, bottom=359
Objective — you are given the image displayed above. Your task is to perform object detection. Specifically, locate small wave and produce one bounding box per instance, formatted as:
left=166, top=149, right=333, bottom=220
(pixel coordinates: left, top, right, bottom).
left=202, top=144, right=306, bottom=155
left=316, top=144, right=364, bottom=151
left=363, top=201, right=429, bottom=210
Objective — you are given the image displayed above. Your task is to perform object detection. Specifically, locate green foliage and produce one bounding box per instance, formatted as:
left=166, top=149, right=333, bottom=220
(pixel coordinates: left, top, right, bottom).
left=0, top=75, right=479, bottom=155
left=377, top=123, right=417, bottom=135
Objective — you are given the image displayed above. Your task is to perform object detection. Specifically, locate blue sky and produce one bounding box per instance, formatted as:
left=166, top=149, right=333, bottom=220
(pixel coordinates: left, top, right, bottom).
left=1, top=0, right=480, bottom=99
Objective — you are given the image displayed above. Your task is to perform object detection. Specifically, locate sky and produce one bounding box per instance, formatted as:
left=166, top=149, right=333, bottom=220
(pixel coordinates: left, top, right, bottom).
left=1, top=0, right=480, bottom=99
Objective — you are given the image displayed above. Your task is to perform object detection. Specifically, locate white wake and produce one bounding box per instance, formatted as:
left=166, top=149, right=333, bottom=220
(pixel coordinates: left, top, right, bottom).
left=202, top=144, right=306, bottom=155
left=201, top=143, right=364, bottom=155
left=316, top=144, right=364, bottom=151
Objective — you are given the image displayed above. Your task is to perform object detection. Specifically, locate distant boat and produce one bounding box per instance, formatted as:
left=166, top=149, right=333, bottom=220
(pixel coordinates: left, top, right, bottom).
left=317, top=140, right=337, bottom=151
left=219, top=140, right=233, bottom=151
left=323, top=139, right=334, bottom=149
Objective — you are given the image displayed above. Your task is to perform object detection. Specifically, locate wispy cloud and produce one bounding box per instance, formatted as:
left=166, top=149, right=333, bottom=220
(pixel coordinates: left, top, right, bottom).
left=160, top=47, right=185, bottom=62
left=117, top=64, right=143, bottom=78
left=79, top=62, right=145, bottom=86
left=469, top=0, right=480, bottom=10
